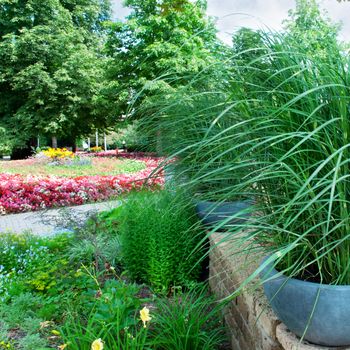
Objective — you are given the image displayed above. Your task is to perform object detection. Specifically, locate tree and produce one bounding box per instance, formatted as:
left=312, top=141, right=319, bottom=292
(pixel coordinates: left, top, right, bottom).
left=283, top=0, right=341, bottom=60
left=103, top=0, right=220, bottom=119
left=0, top=0, right=111, bottom=150
left=0, top=127, right=13, bottom=156
left=231, top=27, right=266, bottom=84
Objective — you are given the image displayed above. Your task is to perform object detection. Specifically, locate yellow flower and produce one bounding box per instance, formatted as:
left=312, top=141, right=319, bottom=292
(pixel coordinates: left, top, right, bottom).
left=42, top=147, right=74, bottom=160
left=91, top=338, right=104, bottom=350
left=140, top=306, right=152, bottom=328
left=58, top=344, right=68, bottom=350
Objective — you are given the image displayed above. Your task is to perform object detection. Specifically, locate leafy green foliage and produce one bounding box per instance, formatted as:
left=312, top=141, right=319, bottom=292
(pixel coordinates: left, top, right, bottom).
left=0, top=0, right=111, bottom=149
left=111, top=121, right=155, bottom=152
left=61, top=279, right=149, bottom=350
left=0, top=205, right=226, bottom=349
left=103, top=0, right=220, bottom=118
left=150, top=285, right=225, bottom=350
left=68, top=211, right=123, bottom=271
left=0, top=234, right=72, bottom=348
left=0, top=127, right=13, bottom=156
left=283, top=0, right=342, bottom=59
left=118, top=190, right=205, bottom=292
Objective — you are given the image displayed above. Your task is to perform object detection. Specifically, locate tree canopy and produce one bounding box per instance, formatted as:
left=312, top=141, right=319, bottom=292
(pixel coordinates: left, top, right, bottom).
left=102, top=0, right=220, bottom=119
left=0, top=0, right=111, bottom=150
left=0, top=0, right=347, bottom=155
left=283, top=0, right=341, bottom=59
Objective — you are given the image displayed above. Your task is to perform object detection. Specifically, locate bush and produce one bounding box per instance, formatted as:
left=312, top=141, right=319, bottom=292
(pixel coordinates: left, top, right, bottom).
left=90, top=146, right=103, bottom=153
left=150, top=285, right=225, bottom=350
left=118, top=190, right=204, bottom=292
left=60, top=279, right=148, bottom=350
left=0, top=127, right=13, bottom=156
left=41, top=147, right=74, bottom=160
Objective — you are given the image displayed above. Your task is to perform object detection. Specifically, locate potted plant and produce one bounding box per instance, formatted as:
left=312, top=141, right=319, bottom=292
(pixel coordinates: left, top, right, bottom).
left=149, top=9, right=350, bottom=344
left=141, top=5, right=350, bottom=344
left=210, top=26, right=350, bottom=346
left=193, top=178, right=253, bottom=231
left=261, top=258, right=350, bottom=346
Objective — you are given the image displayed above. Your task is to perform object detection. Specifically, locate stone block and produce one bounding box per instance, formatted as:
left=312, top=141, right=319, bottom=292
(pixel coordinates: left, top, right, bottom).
left=276, top=324, right=350, bottom=350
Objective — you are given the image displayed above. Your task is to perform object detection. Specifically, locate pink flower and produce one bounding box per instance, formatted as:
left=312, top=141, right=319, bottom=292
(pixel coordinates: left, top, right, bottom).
left=0, top=156, right=165, bottom=214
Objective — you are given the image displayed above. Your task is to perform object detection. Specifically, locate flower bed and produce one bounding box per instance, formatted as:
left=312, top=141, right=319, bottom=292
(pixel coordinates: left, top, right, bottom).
left=79, top=150, right=157, bottom=159
left=0, top=156, right=164, bottom=215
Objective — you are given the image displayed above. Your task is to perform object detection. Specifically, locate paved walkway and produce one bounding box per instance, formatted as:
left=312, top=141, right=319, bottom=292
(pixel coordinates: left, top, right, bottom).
left=0, top=200, right=121, bottom=236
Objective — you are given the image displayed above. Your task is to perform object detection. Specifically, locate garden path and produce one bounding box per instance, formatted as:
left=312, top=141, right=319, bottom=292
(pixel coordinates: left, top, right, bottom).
left=0, top=200, right=121, bottom=236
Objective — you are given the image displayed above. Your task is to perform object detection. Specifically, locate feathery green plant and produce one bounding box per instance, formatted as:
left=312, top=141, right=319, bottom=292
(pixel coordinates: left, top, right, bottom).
left=118, top=190, right=205, bottom=292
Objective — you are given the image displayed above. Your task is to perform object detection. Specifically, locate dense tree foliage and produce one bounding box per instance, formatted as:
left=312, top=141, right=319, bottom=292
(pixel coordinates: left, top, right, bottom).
left=0, top=0, right=347, bottom=156
left=0, top=0, right=111, bottom=151
left=283, top=0, right=341, bottom=59
left=103, top=0, right=220, bottom=119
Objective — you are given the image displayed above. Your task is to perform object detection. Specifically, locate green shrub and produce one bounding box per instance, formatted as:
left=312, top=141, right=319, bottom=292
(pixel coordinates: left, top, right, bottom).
left=118, top=190, right=204, bottom=292
left=0, top=127, right=13, bottom=156
left=0, top=233, right=71, bottom=300
left=150, top=285, right=225, bottom=350
left=68, top=209, right=123, bottom=272
left=60, top=279, right=149, bottom=350
left=17, top=333, right=49, bottom=350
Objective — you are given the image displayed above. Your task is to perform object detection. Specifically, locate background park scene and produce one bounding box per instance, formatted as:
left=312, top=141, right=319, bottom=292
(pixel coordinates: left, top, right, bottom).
left=1, top=0, right=350, bottom=349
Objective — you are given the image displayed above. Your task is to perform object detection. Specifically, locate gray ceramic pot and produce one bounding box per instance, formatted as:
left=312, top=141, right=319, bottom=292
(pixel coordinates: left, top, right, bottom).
left=195, top=200, right=252, bottom=230
left=261, top=260, right=350, bottom=346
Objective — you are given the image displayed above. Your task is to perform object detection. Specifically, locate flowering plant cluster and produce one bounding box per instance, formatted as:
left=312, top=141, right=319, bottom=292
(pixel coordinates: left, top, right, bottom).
left=0, top=157, right=164, bottom=214
left=42, top=148, right=74, bottom=160
left=90, top=146, right=103, bottom=153
left=79, top=150, right=156, bottom=159
left=0, top=234, right=50, bottom=301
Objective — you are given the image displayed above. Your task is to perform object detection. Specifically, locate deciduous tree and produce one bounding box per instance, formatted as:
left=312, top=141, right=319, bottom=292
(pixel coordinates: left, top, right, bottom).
left=103, top=0, right=220, bottom=119
left=0, top=0, right=111, bottom=150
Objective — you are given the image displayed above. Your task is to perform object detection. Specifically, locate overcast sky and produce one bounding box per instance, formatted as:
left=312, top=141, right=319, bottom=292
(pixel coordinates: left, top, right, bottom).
left=111, top=0, right=350, bottom=46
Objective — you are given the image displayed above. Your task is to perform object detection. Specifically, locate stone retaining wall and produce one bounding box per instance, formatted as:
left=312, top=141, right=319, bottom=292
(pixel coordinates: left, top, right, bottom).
left=209, top=232, right=350, bottom=350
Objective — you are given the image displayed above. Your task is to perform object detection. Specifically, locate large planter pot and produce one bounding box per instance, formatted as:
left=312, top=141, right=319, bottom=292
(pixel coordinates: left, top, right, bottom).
left=261, top=260, right=350, bottom=346
left=195, top=199, right=252, bottom=230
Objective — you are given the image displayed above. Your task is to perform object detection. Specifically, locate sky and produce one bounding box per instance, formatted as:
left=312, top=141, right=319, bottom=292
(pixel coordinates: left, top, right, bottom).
left=111, top=0, right=350, bottom=46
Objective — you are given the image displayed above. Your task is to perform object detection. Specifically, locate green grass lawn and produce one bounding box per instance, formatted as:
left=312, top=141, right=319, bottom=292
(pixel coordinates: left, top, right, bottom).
left=0, top=157, right=146, bottom=177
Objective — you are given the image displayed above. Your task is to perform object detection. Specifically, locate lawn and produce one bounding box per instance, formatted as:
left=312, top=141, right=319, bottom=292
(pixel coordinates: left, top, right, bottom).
left=0, top=157, right=146, bottom=177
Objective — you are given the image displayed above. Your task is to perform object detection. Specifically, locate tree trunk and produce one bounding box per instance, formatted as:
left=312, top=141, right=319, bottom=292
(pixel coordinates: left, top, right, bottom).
left=52, top=136, right=58, bottom=148
left=72, top=140, right=77, bottom=153
left=104, top=133, right=107, bottom=151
